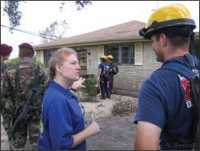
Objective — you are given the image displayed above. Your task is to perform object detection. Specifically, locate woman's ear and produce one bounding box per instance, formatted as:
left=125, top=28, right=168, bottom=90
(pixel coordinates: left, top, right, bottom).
left=55, top=64, right=62, bottom=74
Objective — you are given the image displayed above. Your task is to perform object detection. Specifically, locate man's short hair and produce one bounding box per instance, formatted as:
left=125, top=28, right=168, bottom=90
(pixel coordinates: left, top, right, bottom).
left=154, top=26, right=193, bottom=48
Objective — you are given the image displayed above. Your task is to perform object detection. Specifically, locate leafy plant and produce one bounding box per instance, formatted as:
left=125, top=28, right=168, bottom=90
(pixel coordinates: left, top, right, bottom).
left=83, top=75, right=97, bottom=97
left=6, top=57, right=46, bottom=68
left=3, top=1, right=22, bottom=31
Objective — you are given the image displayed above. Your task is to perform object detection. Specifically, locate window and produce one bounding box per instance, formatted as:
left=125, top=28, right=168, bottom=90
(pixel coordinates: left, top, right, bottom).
left=120, top=45, right=134, bottom=64
left=77, top=49, right=87, bottom=67
left=104, top=43, right=135, bottom=65
left=44, top=49, right=56, bottom=65
left=74, top=48, right=87, bottom=75
left=104, top=44, right=119, bottom=63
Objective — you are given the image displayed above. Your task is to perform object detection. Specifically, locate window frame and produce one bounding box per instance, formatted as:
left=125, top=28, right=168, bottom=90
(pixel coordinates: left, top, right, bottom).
left=104, top=43, right=136, bottom=65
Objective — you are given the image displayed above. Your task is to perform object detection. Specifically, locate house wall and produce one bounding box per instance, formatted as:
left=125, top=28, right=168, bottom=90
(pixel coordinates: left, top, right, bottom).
left=83, top=42, right=161, bottom=97
left=35, top=50, right=44, bottom=64
left=113, top=42, right=161, bottom=97
left=86, top=46, right=104, bottom=75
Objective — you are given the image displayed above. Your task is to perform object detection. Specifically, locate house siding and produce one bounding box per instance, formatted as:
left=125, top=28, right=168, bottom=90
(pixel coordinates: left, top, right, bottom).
left=35, top=50, right=44, bottom=64
left=87, top=46, right=104, bottom=75
left=113, top=42, right=161, bottom=97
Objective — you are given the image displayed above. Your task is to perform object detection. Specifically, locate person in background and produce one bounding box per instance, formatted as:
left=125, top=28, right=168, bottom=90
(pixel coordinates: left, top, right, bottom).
left=0, top=43, right=12, bottom=61
left=97, top=55, right=111, bottom=99
left=1, top=42, right=46, bottom=150
left=0, top=43, right=13, bottom=111
left=37, top=47, right=100, bottom=151
left=134, top=4, right=199, bottom=150
left=0, top=43, right=13, bottom=82
left=106, top=54, right=119, bottom=93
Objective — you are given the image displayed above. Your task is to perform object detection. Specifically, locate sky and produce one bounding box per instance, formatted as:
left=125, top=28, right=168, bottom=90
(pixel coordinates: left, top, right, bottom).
left=1, top=1, right=199, bottom=59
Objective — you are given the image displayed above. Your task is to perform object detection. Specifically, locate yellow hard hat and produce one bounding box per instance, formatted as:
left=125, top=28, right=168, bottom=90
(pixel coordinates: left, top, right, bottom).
left=100, top=55, right=107, bottom=60
left=139, top=4, right=196, bottom=39
left=107, top=55, right=113, bottom=60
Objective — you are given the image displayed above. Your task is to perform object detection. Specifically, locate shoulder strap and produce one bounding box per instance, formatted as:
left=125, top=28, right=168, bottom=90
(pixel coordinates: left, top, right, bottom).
left=162, top=62, right=194, bottom=80
left=162, top=58, right=200, bottom=146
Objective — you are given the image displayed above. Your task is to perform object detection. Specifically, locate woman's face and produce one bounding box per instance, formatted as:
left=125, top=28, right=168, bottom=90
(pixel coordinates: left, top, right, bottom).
left=57, top=54, right=81, bottom=81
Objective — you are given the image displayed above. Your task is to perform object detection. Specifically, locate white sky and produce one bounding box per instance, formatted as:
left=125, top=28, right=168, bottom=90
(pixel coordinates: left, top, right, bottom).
left=1, top=1, right=199, bottom=59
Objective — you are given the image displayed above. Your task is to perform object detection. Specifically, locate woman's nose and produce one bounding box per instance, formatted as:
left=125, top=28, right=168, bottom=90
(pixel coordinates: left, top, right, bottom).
left=76, top=64, right=81, bottom=70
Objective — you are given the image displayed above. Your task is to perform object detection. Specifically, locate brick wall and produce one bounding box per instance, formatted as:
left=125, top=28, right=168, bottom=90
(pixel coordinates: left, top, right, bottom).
left=113, top=43, right=161, bottom=97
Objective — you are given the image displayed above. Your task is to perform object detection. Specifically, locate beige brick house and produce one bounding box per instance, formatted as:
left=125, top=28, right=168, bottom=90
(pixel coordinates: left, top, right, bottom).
left=34, top=20, right=199, bottom=96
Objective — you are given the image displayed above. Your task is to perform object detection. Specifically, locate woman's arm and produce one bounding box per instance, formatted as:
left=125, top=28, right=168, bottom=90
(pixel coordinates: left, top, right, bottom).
left=72, top=121, right=100, bottom=147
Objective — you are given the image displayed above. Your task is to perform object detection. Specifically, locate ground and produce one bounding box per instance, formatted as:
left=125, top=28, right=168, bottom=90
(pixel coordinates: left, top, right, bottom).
left=1, top=95, right=137, bottom=150
left=87, top=115, right=136, bottom=150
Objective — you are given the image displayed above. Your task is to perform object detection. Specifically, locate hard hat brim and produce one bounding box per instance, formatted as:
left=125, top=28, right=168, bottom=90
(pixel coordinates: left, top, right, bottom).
left=139, top=18, right=196, bottom=39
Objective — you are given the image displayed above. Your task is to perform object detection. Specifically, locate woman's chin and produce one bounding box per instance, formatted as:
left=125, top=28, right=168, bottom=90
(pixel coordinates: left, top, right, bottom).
left=74, top=76, right=80, bottom=81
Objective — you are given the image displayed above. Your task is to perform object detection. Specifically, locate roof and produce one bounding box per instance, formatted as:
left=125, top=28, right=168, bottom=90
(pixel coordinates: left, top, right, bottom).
left=34, top=20, right=146, bottom=50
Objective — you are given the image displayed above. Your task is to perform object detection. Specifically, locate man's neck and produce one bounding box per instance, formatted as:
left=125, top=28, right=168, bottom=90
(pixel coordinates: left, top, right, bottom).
left=164, top=48, right=189, bottom=62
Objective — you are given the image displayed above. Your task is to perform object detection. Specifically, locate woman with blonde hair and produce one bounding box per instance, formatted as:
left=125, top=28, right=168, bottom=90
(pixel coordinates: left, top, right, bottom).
left=37, top=48, right=100, bottom=150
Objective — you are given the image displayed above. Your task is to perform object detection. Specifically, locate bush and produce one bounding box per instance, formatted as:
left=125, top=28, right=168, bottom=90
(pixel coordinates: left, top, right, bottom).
left=6, top=57, right=46, bottom=68
left=6, top=58, right=20, bottom=65
left=77, top=74, right=99, bottom=102
left=83, top=75, right=97, bottom=97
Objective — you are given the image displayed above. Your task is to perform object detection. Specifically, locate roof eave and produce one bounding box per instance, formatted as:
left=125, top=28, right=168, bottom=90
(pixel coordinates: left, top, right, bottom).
left=34, top=38, right=150, bottom=51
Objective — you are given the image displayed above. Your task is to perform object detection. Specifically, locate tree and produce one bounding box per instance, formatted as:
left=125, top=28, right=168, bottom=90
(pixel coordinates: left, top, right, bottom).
left=75, top=0, right=91, bottom=10
left=39, top=20, right=69, bottom=43
left=3, top=1, right=22, bottom=31
left=39, top=0, right=91, bottom=42
left=3, top=0, right=91, bottom=32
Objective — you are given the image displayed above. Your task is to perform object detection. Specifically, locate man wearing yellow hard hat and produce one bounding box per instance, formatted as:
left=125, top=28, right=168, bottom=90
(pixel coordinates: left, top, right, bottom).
left=97, top=55, right=111, bottom=99
left=106, top=54, right=119, bottom=93
left=134, top=4, right=200, bottom=150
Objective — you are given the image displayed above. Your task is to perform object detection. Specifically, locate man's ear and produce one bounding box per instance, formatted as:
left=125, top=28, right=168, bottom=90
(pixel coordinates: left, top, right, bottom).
left=159, top=33, right=167, bottom=47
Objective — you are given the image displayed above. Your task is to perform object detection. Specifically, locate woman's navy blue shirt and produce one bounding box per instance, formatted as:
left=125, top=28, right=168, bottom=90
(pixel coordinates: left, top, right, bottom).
left=38, top=80, right=86, bottom=151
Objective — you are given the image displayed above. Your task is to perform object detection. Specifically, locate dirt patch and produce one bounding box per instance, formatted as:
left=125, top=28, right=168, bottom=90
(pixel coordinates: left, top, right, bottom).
left=112, top=100, right=137, bottom=116
left=81, top=94, right=138, bottom=119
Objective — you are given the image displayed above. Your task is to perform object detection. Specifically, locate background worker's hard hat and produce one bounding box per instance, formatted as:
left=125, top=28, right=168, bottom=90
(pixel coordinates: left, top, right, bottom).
left=107, top=55, right=113, bottom=60
left=139, top=4, right=196, bottom=39
left=100, top=55, right=107, bottom=60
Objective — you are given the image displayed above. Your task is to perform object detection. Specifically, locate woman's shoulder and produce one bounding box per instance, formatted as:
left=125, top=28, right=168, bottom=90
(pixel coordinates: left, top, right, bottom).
left=45, top=86, right=66, bottom=101
left=43, top=88, right=67, bottom=111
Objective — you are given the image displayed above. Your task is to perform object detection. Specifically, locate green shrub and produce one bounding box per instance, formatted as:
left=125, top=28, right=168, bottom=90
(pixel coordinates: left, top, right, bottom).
left=6, top=57, right=46, bottom=68
left=83, top=75, right=97, bottom=97
left=6, top=58, right=20, bottom=65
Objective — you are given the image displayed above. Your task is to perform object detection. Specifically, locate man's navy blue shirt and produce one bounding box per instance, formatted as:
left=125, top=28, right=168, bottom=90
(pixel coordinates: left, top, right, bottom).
left=134, top=55, right=198, bottom=149
left=38, top=80, right=86, bottom=151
